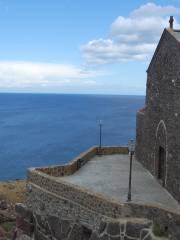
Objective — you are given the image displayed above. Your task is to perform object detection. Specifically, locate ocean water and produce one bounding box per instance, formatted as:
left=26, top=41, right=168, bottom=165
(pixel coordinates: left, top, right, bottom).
left=0, top=93, right=144, bottom=180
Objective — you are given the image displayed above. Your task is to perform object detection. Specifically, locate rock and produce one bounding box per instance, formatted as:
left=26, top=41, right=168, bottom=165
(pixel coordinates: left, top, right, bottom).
left=106, top=222, right=120, bottom=236
left=15, top=203, right=33, bottom=222
left=98, top=221, right=107, bottom=234
left=34, top=214, right=50, bottom=235
left=47, top=215, right=61, bottom=239
left=0, top=200, right=7, bottom=210
left=82, top=225, right=92, bottom=240
left=61, top=219, right=71, bottom=238
left=34, top=229, right=49, bottom=240
left=99, top=234, right=109, bottom=240
left=140, top=229, right=151, bottom=239
left=90, top=232, right=99, bottom=240
left=0, top=226, right=5, bottom=238
left=126, top=221, right=151, bottom=238
left=68, top=223, right=83, bottom=240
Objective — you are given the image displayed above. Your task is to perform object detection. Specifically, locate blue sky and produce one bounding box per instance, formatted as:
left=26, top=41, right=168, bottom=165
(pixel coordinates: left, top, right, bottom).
left=0, top=0, right=180, bottom=95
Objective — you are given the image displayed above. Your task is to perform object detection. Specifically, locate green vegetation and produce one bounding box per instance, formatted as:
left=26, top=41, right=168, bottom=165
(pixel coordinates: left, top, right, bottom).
left=0, top=221, right=15, bottom=239
left=1, top=221, right=14, bottom=232
left=153, top=223, right=168, bottom=237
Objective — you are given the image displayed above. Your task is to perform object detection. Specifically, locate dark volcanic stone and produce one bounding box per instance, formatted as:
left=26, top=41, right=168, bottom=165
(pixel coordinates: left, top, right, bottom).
left=82, top=225, right=92, bottom=240
left=16, top=216, right=34, bottom=236
left=98, top=221, right=107, bottom=234
left=68, top=223, right=83, bottom=240
left=126, top=222, right=150, bottom=238
left=109, top=237, right=120, bottom=240
left=140, top=229, right=150, bottom=239
left=99, top=234, right=109, bottom=240
left=15, top=203, right=33, bottom=222
left=35, top=214, right=50, bottom=234
left=90, top=232, right=99, bottom=240
left=61, top=219, right=71, bottom=238
left=106, top=222, right=120, bottom=236
left=47, top=215, right=61, bottom=239
left=34, top=229, right=49, bottom=240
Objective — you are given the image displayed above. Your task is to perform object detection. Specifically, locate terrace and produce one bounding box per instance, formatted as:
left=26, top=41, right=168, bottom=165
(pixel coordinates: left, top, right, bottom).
left=61, top=153, right=179, bottom=211
left=31, top=146, right=180, bottom=212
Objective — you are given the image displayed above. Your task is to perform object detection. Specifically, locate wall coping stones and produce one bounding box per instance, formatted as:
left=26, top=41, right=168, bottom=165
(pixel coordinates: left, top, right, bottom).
left=29, top=146, right=128, bottom=177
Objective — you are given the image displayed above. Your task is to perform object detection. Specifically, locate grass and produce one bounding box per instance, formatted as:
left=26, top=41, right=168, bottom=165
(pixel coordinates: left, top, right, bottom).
left=0, top=180, right=26, bottom=205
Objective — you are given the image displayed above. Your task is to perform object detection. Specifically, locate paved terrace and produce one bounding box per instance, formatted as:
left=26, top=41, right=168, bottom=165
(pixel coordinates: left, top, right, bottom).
left=61, top=154, right=180, bottom=211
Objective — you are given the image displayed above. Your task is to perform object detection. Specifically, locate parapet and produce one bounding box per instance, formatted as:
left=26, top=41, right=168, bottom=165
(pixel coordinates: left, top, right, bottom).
left=15, top=146, right=180, bottom=239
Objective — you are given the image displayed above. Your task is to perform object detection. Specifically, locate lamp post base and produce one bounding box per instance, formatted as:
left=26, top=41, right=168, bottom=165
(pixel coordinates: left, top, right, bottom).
left=97, top=147, right=102, bottom=156
left=127, top=193, right=131, bottom=202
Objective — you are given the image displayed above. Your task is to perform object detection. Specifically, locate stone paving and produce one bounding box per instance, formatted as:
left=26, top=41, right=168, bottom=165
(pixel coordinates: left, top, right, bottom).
left=61, top=154, right=180, bottom=211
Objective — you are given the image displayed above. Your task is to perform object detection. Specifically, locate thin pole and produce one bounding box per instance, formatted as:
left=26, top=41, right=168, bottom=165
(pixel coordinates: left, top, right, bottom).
left=99, top=120, right=102, bottom=150
left=127, top=152, right=133, bottom=201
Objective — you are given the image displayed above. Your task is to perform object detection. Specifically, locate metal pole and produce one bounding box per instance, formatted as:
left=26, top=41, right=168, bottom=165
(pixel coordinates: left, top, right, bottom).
left=99, top=121, right=102, bottom=150
left=127, top=152, right=133, bottom=201
left=98, top=120, right=102, bottom=155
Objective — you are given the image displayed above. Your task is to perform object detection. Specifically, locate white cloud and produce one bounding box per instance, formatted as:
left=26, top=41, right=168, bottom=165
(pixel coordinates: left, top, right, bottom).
left=0, top=61, right=97, bottom=89
left=81, top=3, right=180, bottom=65
left=131, top=3, right=180, bottom=17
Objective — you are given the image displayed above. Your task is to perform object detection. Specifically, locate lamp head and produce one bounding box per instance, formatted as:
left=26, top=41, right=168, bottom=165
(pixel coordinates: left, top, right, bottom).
left=128, top=139, right=135, bottom=153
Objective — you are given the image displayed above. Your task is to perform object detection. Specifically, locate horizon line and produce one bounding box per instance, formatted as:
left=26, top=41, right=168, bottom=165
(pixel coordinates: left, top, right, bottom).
left=0, top=91, right=145, bottom=97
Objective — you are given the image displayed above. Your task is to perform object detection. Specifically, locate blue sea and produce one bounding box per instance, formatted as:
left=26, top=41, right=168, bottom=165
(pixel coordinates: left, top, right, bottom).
left=0, top=93, right=144, bottom=180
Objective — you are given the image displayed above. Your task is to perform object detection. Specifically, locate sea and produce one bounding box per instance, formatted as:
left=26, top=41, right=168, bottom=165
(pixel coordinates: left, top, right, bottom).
left=0, top=93, right=144, bottom=180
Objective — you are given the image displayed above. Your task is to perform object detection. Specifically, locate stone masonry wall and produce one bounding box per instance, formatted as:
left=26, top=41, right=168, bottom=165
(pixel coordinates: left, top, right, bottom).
left=15, top=202, right=155, bottom=240
left=15, top=183, right=178, bottom=239
left=36, top=146, right=128, bottom=177
left=15, top=186, right=168, bottom=240
left=136, top=28, right=180, bottom=202
left=15, top=146, right=180, bottom=239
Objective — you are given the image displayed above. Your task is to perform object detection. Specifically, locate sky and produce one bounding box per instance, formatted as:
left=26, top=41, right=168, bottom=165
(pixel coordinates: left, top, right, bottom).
left=0, top=0, right=180, bottom=95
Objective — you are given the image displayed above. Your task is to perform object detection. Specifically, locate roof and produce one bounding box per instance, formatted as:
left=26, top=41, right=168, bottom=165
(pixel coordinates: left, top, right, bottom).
left=147, top=28, right=180, bottom=73
left=173, top=30, right=180, bottom=41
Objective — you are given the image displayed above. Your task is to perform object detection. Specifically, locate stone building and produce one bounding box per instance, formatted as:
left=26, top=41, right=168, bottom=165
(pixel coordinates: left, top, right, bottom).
left=136, top=16, right=180, bottom=202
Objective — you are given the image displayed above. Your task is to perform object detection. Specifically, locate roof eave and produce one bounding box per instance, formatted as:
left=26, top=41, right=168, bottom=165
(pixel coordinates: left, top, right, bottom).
left=147, top=28, right=166, bottom=73
left=167, top=28, right=180, bottom=43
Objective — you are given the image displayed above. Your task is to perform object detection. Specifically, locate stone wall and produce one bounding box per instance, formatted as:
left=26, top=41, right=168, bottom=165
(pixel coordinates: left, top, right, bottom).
left=15, top=146, right=180, bottom=239
left=36, top=146, right=97, bottom=177
left=36, top=146, right=128, bottom=177
left=136, top=28, right=180, bottom=202
left=15, top=183, right=177, bottom=239
left=16, top=201, right=155, bottom=240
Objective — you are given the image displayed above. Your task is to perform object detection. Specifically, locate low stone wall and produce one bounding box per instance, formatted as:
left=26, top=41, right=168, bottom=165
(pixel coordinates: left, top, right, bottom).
left=36, top=146, right=97, bottom=177
left=34, top=146, right=128, bottom=177
left=15, top=146, right=180, bottom=239
left=97, top=146, right=129, bottom=155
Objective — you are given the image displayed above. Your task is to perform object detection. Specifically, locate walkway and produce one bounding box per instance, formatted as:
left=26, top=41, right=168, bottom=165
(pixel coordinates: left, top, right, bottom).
left=62, top=154, right=180, bottom=210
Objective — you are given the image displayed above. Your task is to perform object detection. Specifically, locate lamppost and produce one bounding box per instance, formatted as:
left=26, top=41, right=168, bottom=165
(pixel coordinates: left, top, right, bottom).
left=98, top=120, right=102, bottom=155
left=127, top=139, right=135, bottom=202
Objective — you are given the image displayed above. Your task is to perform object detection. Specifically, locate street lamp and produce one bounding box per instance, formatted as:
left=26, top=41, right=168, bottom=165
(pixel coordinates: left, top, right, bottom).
left=127, top=139, right=135, bottom=202
left=98, top=120, right=102, bottom=155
